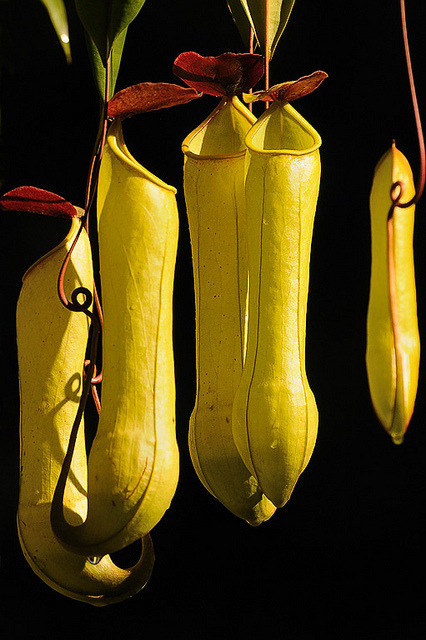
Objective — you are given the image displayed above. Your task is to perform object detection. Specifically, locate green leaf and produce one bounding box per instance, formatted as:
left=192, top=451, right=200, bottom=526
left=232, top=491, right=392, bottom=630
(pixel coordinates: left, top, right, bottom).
left=86, top=28, right=128, bottom=101
left=236, top=0, right=296, bottom=59
left=40, top=0, right=71, bottom=63
left=227, top=0, right=254, bottom=51
left=75, top=0, right=146, bottom=66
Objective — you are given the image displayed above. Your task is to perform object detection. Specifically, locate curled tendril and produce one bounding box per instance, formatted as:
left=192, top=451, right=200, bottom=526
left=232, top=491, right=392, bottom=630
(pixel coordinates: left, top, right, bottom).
left=57, top=222, right=89, bottom=312
left=57, top=219, right=103, bottom=415
left=70, top=286, right=93, bottom=313
left=84, top=360, right=102, bottom=415
left=85, top=361, right=102, bottom=385
left=389, top=0, right=425, bottom=220
left=388, top=178, right=406, bottom=221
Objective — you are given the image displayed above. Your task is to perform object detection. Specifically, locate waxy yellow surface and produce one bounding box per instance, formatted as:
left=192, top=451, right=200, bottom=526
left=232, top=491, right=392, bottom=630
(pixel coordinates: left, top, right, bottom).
left=53, top=120, right=179, bottom=555
left=183, top=96, right=275, bottom=525
left=366, top=144, right=419, bottom=444
left=232, top=101, right=321, bottom=508
left=16, top=219, right=154, bottom=604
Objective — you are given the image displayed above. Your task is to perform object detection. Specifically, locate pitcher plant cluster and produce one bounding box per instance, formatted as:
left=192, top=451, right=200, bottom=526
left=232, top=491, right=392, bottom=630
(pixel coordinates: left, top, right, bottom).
left=0, top=0, right=423, bottom=605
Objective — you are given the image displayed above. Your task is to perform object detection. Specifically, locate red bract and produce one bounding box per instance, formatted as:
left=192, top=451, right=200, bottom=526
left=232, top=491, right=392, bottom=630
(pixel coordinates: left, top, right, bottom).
left=108, top=82, right=202, bottom=120
left=173, top=51, right=264, bottom=97
left=0, top=186, right=77, bottom=218
left=245, top=70, right=328, bottom=103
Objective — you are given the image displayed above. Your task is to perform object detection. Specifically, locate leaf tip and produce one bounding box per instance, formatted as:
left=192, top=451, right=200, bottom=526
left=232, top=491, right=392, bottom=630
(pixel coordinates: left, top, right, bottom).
left=107, top=82, right=202, bottom=120
left=246, top=70, right=328, bottom=104
left=0, top=186, right=78, bottom=218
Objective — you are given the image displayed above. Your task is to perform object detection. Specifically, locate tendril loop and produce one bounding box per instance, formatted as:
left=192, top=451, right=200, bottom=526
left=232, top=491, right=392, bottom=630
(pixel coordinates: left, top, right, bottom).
left=389, top=0, right=425, bottom=219
left=70, top=286, right=93, bottom=314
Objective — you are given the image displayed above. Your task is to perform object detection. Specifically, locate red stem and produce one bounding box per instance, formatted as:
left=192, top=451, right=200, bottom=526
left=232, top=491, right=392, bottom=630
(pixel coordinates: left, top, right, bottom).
left=57, top=54, right=111, bottom=414
left=398, top=0, right=425, bottom=205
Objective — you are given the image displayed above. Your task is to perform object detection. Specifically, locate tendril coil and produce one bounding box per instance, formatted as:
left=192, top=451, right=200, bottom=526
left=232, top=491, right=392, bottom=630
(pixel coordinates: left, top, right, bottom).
left=389, top=0, right=425, bottom=220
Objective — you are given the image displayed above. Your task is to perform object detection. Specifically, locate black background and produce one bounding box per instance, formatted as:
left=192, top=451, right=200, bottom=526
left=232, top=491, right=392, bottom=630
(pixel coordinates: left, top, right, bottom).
left=1, top=1, right=426, bottom=637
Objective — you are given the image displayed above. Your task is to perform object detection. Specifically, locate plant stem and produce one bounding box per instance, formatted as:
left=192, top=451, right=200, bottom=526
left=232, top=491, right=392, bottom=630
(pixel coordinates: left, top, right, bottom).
left=248, top=26, right=254, bottom=112
left=264, top=0, right=270, bottom=107
left=399, top=0, right=424, bottom=204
